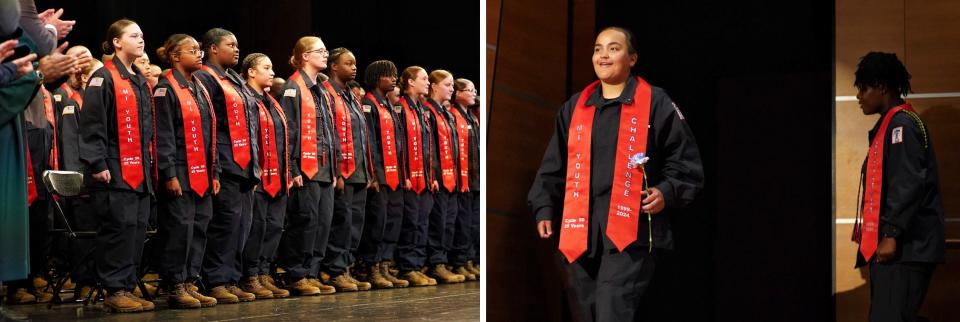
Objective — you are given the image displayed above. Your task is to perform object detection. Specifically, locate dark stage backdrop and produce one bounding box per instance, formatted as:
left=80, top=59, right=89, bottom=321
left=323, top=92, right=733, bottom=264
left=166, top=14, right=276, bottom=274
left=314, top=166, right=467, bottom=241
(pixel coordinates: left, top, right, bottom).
left=489, top=0, right=834, bottom=321
left=34, top=0, right=480, bottom=85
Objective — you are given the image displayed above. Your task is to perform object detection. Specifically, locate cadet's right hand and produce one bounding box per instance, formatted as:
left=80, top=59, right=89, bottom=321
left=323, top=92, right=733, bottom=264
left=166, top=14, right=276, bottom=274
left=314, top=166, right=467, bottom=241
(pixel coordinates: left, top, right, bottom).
left=405, top=179, right=412, bottom=190
left=166, top=177, right=182, bottom=197
left=335, top=176, right=345, bottom=192
left=291, top=175, right=303, bottom=188
left=537, top=220, right=553, bottom=239
left=93, top=170, right=111, bottom=183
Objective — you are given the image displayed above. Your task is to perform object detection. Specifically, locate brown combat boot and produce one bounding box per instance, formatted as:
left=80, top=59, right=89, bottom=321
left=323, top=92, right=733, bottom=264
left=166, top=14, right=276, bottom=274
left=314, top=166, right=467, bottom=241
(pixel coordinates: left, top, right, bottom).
left=208, top=285, right=239, bottom=304
left=225, top=284, right=255, bottom=302
left=132, top=283, right=157, bottom=298
left=366, top=262, right=394, bottom=289
left=103, top=290, right=142, bottom=313
left=122, top=290, right=155, bottom=311
left=454, top=266, right=477, bottom=281
left=286, top=278, right=320, bottom=296
left=384, top=260, right=400, bottom=277
left=32, top=276, right=48, bottom=289
left=241, top=276, right=273, bottom=299
left=306, top=278, right=337, bottom=295
left=380, top=262, right=409, bottom=288
left=417, top=270, right=438, bottom=286
left=258, top=275, right=289, bottom=298
left=345, top=267, right=372, bottom=291
left=328, top=274, right=359, bottom=292
left=401, top=270, right=431, bottom=287
left=467, top=261, right=480, bottom=278
left=185, top=285, right=217, bottom=307
left=428, top=264, right=465, bottom=283
left=167, top=283, right=201, bottom=309
left=6, top=288, right=36, bottom=304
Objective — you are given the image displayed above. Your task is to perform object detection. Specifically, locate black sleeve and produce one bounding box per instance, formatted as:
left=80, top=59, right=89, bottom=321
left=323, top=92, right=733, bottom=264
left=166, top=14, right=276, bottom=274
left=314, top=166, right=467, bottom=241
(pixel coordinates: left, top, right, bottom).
left=78, top=69, right=111, bottom=174
left=880, top=113, right=927, bottom=238
left=527, top=97, right=575, bottom=223
left=154, top=83, right=178, bottom=182
left=650, top=91, right=704, bottom=209
left=280, top=84, right=302, bottom=178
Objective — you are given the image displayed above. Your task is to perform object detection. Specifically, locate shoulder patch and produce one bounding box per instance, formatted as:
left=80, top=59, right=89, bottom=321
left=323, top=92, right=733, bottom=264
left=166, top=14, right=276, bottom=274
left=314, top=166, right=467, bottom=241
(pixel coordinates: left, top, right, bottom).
left=62, top=105, right=75, bottom=115
left=362, top=105, right=372, bottom=113
left=284, top=88, right=297, bottom=97
left=153, top=88, right=167, bottom=97
left=53, top=94, right=62, bottom=102
left=891, top=126, right=903, bottom=144
left=393, top=105, right=402, bottom=113
left=672, top=102, right=685, bottom=120
left=89, top=77, right=104, bottom=87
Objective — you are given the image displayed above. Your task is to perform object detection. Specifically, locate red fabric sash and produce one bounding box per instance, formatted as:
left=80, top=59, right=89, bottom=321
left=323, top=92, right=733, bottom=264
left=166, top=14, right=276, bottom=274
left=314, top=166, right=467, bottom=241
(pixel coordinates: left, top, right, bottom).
left=201, top=65, right=250, bottom=170
left=322, top=81, right=356, bottom=179
left=290, top=71, right=319, bottom=179
left=105, top=61, right=144, bottom=190
left=424, top=100, right=457, bottom=191
left=26, top=142, right=37, bottom=206
left=366, top=92, right=400, bottom=190
left=451, top=106, right=472, bottom=192
left=559, top=77, right=652, bottom=263
left=60, top=82, right=83, bottom=108
left=255, top=93, right=288, bottom=197
left=400, top=97, right=426, bottom=193
left=40, top=87, right=58, bottom=170
left=164, top=71, right=209, bottom=196
left=855, top=103, right=913, bottom=261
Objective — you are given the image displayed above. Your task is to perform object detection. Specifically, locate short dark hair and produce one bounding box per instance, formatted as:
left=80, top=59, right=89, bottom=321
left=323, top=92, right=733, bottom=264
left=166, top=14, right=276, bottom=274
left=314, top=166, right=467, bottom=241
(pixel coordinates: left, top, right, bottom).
left=201, top=28, right=233, bottom=55
left=364, top=60, right=397, bottom=90
left=599, top=26, right=638, bottom=54
left=854, top=52, right=912, bottom=98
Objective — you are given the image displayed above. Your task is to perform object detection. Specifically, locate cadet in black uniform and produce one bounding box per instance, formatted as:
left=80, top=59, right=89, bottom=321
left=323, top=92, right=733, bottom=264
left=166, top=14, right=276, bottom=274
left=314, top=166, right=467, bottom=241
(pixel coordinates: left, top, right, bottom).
left=395, top=66, right=437, bottom=287
left=528, top=27, right=704, bottom=322
left=357, top=59, right=409, bottom=288
left=153, top=34, right=220, bottom=309
left=451, top=78, right=481, bottom=279
left=423, top=70, right=466, bottom=284
left=278, top=36, right=338, bottom=296
left=194, top=28, right=260, bottom=304
left=849, top=52, right=945, bottom=322
left=78, top=19, right=157, bottom=313
left=320, top=47, right=373, bottom=292
left=239, top=52, right=291, bottom=299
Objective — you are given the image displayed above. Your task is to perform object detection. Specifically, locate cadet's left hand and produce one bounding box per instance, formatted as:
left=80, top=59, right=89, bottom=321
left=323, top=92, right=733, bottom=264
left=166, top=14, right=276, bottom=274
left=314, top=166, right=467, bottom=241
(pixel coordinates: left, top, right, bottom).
left=876, top=237, right=897, bottom=263
left=212, top=179, right=221, bottom=195
left=368, top=180, right=379, bottom=192
left=641, top=188, right=665, bottom=214
left=431, top=180, right=439, bottom=192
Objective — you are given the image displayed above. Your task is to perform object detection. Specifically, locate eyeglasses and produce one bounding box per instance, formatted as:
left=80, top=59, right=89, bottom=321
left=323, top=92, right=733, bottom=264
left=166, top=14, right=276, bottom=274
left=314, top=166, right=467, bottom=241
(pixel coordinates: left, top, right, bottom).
left=180, top=49, right=205, bottom=58
left=306, top=48, right=329, bottom=56
left=458, top=89, right=478, bottom=94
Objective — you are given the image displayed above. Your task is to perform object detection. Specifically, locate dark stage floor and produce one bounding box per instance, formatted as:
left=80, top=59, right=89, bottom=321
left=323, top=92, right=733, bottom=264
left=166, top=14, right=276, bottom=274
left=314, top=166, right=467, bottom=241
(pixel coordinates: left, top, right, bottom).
left=0, top=282, right=480, bottom=321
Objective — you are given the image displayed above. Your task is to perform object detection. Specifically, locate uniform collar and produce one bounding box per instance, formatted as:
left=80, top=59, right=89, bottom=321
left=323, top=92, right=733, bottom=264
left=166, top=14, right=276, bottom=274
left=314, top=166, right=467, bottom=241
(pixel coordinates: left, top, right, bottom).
left=585, top=76, right=637, bottom=108
left=111, top=55, right=142, bottom=80
left=297, top=68, right=319, bottom=88
left=169, top=69, right=193, bottom=89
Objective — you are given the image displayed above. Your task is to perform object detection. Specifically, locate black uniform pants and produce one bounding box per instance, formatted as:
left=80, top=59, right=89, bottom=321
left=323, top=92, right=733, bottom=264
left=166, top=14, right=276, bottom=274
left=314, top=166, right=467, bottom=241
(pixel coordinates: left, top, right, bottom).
left=471, top=191, right=480, bottom=262
left=428, top=188, right=457, bottom=265
left=359, top=186, right=403, bottom=263
left=449, top=192, right=473, bottom=266
left=397, top=190, right=432, bottom=271
left=868, top=261, right=935, bottom=322
left=279, top=181, right=319, bottom=280
left=158, top=191, right=212, bottom=284
left=93, top=190, right=150, bottom=290
left=321, top=182, right=366, bottom=275
left=566, top=245, right=657, bottom=322
left=242, top=191, right=287, bottom=277
left=202, top=177, right=253, bottom=286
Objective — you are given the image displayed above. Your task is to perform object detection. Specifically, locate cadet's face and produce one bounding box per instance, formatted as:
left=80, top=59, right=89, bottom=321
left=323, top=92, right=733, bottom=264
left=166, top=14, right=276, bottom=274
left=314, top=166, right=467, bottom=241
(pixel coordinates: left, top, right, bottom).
left=305, top=40, right=329, bottom=71
left=414, top=70, right=429, bottom=95
left=176, top=38, right=203, bottom=72
left=251, top=57, right=275, bottom=89
left=379, top=74, right=397, bottom=93
left=432, top=76, right=454, bottom=101
left=856, top=85, right=883, bottom=115
left=215, top=35, right=240, bottom=67
left=116, top=24, right=145, bottom=59
left=456, top=82, right=477, bottom=106
left=592, top=29, right=636, bottom=83
left=334, top=52, right=357, bottom=81
left=388, top=87, right=401, bottom=105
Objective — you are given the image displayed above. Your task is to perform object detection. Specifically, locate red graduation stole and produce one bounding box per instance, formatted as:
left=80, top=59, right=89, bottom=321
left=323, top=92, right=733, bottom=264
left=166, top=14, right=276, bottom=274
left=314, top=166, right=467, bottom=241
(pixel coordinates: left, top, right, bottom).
left=60, top=82, right=83, bottom=108
left=256, top=93, right=288, bottom=197
left=164, top=71, right=210, bottom=196
left=366, top=92, right=400, bottom=190
left=424, top=100, right=457, bottom=192
left=201, top=65, right=250, bottom=170
left=558, top=77, right=652, bottom=263
left=400, top=97, right=427, bottom=193
left=290, top=71, right=320, bottom=179
left=40, top=87, right=58, bottom=170
left=854, top=103, right=914, bottom=261
left=25, top=142, right=37, bottom=206
left=451, top=105, right=472, bottom=192
left=322, top=81, right=357, bottom=178
left=105, top=61, right=145, bottom=190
